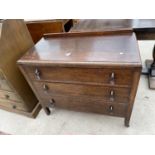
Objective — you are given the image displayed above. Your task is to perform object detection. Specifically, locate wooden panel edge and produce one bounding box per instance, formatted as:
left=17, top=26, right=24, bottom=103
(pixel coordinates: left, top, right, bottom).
left=0, top=102, right=41, bottom=118
left=43, top=29, right=133, bottom=38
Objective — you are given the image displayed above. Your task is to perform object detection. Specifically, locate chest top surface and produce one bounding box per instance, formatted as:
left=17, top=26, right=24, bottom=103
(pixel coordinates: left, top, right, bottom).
left=18, top=32, right=141, bottom=67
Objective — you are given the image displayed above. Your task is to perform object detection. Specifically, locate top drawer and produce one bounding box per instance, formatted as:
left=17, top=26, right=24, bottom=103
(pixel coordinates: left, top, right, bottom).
left=24, top=66, right=133, bottom=86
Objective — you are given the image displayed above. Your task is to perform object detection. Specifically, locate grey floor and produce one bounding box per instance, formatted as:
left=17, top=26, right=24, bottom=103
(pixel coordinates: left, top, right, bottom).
left=0, top=41, right=154, bottom=135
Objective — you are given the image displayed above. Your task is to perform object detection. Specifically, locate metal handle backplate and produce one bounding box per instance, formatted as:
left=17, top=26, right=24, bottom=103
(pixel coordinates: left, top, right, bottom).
left=35, top=69, right=41, bottom=80
left=109, top=90, right=115, bottom=102
left=110, top=72, right=115, bottom=84
left=109, top=105, right=114, bottom=113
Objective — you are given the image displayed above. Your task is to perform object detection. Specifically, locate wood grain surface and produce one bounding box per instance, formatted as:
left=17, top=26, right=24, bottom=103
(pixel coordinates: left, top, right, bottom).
left=18, top=31, right=142, bottom=126
left=18, top=31, right=141, bottom=67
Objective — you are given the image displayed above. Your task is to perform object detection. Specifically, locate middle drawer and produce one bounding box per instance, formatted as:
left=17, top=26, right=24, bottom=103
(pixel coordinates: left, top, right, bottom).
left=33, top=81, right=130, bottom=103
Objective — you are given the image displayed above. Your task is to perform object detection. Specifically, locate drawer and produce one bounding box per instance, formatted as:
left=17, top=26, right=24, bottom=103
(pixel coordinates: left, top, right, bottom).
left=24, top=66, right=133, bottom=86
left=33, top=81, right=130, bottom=103
left=0, top=70, right=13, bottom=91
left=41, top=94, right=127, bottom=117
left=0, top=98, right=29, bottom=112
left=0, top=79, right=13, bottom=91
left=0, top=90, right=23, bottom=102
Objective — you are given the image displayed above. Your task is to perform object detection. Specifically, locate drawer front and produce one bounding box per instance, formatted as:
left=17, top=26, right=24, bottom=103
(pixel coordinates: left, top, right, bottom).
left=0, top=98, right=28, bottom=111
left=41, top=95, right=127, bottom=117
left=0, top=80, right=13, bottom=92
left=24, top=66, right=133, bottom=86
left=0, top=90, right=23, bottom=103
left=33, top=81, right=130, bottom=103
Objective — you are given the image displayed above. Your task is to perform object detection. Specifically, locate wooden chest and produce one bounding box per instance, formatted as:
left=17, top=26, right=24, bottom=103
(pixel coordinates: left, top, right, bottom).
left=0, top=19, right=40, bottom=118
left=18, top=31, right=142, bottom=126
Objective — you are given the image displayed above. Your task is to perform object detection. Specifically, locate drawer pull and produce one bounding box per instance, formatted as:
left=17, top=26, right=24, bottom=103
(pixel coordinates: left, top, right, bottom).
left=109, top=105, right=114, bottom=112
left=110, top=90, right=115, bottom=102
left=12, top=105, right=16, bottom=109
left=43, top=84, right=49, bottom=92
left=110, top=72, right=115, bottom=84
left=5, top=94, right=10, bottom=99
left=35, top=69, right=41, bottom=80
left=49, top=99, right=55, bottom=107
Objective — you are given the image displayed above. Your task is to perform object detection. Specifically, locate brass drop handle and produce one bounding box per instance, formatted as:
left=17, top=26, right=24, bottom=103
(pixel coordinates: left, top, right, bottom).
left=110, top=72, right=115, bottom=84
left=109, top=105, right=114, bottom=112
left=35, top=69, right=41, bottom=80
left=12, top=105, right=17, bottom=109
left=110, top=90, right=115, bottom=102
left=43, top=84, right=49, bottom=92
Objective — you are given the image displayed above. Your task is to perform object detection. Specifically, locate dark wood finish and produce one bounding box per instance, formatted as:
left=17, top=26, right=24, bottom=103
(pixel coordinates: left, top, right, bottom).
left=41, top=95, right=127, bottom=117
left=71, top=19, right=155, bottom=90
left=24, top=66, right=133, bottom=87
left=125, top=70, right=141, bottom=127
left=32, top=81, right=130, bottom=103
left=44, top=29, right=133, bottom=38
left=26, top=19, right=73, bottom=43
left=0, top=19, right=41, bottom=118
left=18, top=31, right=142, bottom=126
left=18, top=31, right=141, bottom=67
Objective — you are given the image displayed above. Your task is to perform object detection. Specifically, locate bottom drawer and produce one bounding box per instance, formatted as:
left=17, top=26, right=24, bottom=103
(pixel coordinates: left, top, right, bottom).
left=40, top=95, right=127, bottom=117
left=0, top=98, right=30, bottom=112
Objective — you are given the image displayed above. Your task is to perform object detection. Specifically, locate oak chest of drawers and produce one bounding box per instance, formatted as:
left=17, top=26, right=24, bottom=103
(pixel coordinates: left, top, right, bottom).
left=0, top=19, right=40, bottom=117
left=18, top=31, right=142, bottom=126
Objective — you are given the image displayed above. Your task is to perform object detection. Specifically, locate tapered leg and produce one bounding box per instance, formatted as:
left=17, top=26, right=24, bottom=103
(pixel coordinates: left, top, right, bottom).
left=124, top=118, right=130, bottom=127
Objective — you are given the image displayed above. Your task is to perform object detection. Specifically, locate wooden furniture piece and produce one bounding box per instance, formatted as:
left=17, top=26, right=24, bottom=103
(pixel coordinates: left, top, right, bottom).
left=71, top=19, right=155, bottom=89
left=25, top=19, right=73, bottom=43
left=18, top=31, right=142, bottom=126
left=71, top=19, right=155, bottom=39
left=0, top=19, right=40, bottom=118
